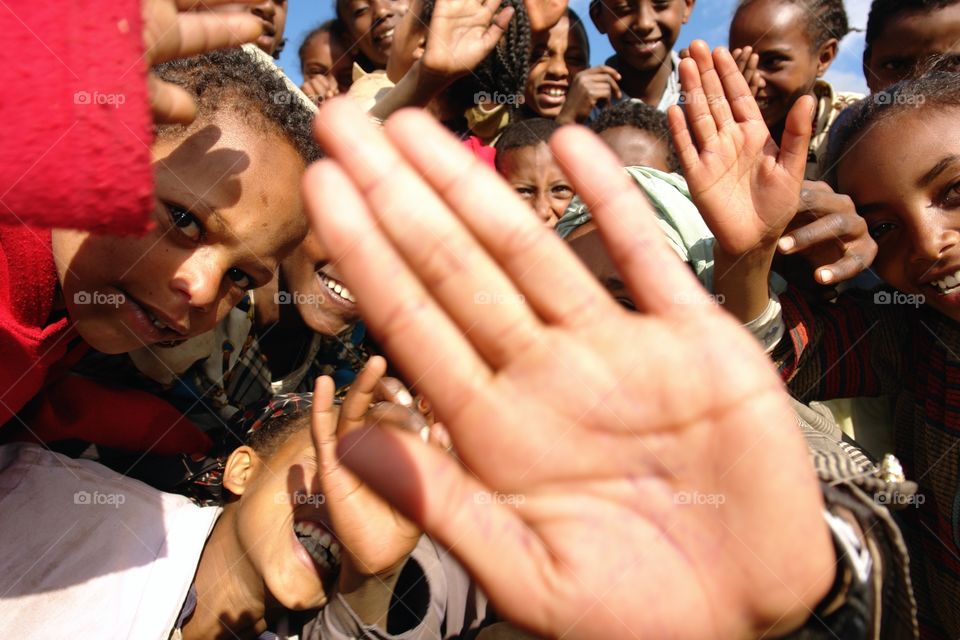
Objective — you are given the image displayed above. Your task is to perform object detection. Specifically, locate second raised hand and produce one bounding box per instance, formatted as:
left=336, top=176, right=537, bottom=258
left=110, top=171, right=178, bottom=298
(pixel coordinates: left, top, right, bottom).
left=420, top=0, right=515, bottom=78
left=667, top=40, right=814, bottom=257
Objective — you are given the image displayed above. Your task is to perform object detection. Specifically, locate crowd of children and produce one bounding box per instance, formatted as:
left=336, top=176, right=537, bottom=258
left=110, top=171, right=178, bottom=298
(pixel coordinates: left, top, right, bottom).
left=3, top=0, right=960, bottom=637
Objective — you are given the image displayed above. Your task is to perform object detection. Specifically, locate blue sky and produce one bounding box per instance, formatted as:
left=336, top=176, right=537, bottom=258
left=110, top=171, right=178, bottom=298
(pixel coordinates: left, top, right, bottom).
left=277, top=0, right=871, bottom=93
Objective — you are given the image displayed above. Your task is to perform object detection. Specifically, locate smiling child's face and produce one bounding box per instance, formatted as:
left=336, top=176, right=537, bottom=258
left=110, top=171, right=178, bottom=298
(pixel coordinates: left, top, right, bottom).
left=863, top=3, right=960, bottom=93
left=524, top=15, right=590, bottom=117
left=729, top=0, right=831, bottom=130
left=339, top=0, right=409, bottom=66
left=226, top=426, right=342, bottom=610
left=302, top=30, right=354, bottom=94
left=594, top=0, right=693, bottom=74
left=837, top=107, right=960, bottom=320
left=281, top=231, right=360, bottom=336
left=51, top=114, right=307, bottom=354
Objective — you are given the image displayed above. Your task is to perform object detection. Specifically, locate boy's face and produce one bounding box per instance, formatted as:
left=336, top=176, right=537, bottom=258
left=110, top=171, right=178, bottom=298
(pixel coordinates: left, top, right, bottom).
left=229, top=428, right=342, bottom=610
left=566, top=221, right=637, bottom=309
left=499, top=143, right=575, bottom=228
left=837, top=108, right=960, bottom=321
left=729, top=0, right=828, bottom=130
left=280, top=231, right=360, bottom=336
left=302, top=31, right=354, bottom=94
left=598, top=126, right=672, bottom=171
left=215, top=1, right=289, bottom=57
left=593, top=0, right=693, bottom=74
left=863, top=4, right=960, bottom=93
left=524, top=16, right=590, bottom=118
left=52, top=115, right=307, bottom=355
left=339, top=0, right=409, bottom=66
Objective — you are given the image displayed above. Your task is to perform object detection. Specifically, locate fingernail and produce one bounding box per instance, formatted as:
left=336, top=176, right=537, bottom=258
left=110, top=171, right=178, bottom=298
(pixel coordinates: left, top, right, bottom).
left=778, top=236, right=795, bottom=252
left=819, top=268, right=833, bottom=283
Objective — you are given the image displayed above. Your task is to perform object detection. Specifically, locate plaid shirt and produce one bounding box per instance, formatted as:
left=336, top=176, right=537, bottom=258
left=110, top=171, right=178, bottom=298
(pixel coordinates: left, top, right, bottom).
left=776, top=286, right=960, bottom=638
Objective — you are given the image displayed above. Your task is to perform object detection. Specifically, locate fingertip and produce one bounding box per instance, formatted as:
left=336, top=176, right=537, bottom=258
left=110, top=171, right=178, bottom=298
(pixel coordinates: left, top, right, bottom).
left=778, top=236, right=796, bottom=253
left=818, top=268, right=834, bottom=284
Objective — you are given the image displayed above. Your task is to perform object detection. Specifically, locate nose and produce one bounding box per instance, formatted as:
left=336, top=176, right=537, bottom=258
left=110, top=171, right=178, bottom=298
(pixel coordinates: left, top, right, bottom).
left=252, top=1, right=276, bottom=20
left=170, top=252, right=225, bottom=315
left=532, top=194, right=555, bottom=226
left=372, top=0, right=392, bottom=19
left=909, top=209, right=960, bottom=264
left=545, top=52, right=569, bottom=79
left=633, top=1, right=656, bottom=33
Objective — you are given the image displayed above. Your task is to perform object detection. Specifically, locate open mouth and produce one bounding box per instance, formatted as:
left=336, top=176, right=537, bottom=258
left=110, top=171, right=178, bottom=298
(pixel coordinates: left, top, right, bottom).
left=928, top=268, right=960, bottom=295
left=318, top=271, right=357, bottom=304
left=294, top=519, right=342, bottom=572
left=538, top=85, right=568, bottom=99
left=373, top=24, right=396, bottom=45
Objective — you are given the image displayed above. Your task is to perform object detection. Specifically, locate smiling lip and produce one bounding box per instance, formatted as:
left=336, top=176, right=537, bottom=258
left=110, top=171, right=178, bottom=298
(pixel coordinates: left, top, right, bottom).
left=125, top=292, right=189, bottom=336
left=315, top=269, right=357, bottom=310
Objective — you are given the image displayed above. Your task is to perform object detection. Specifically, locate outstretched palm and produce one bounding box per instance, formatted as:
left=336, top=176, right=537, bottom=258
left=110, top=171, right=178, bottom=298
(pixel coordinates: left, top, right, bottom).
left=303, top=100, right=836, bottom=639
left=668, top=41, right=814, bottom=256
left=420, top=0, right=514, bottom=77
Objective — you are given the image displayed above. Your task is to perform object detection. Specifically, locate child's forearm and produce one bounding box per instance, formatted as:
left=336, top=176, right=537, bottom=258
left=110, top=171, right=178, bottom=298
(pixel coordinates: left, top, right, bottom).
left=369, top=61, right=454, bottom=121
left=713, top=243, right=777, bottom=324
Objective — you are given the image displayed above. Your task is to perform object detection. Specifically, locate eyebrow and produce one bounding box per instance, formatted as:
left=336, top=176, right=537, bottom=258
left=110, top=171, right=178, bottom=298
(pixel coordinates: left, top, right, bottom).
left=918, top=155, right=960, bottom=187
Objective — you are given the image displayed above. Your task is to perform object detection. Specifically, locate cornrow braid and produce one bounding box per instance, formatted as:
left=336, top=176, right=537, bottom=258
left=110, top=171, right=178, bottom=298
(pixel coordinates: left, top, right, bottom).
left=736, top=0, right=850, bottom=49
left=421, top=0, right=532, bottom=110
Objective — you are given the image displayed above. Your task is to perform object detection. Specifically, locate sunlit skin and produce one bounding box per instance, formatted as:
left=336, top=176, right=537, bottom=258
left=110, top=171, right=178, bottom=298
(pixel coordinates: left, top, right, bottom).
left=863, top=3, right=960, bottom=92
left=498, top=143, right=575, bottom=227
left=592, top=0, right=694, bottom=104
left=836, top=108, right=960, bottom=321
left=51, top=116, right=306, bottom=354
left=213, top=1, right=288, bottom=56
left=302, top=30, right=354, bottom=94
left=598, top=126, right=673, bottom=171
left=729, top=0, right=836, bottom=139
left=523, top=15, right=590, bottom=118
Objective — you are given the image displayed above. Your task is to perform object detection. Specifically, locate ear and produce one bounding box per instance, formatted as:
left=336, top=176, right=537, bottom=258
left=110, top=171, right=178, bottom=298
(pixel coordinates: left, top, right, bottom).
left=223, top=446, right=258, bottom=497
left=682, top=0, right=695, bottom=24
left=816, top=37, right=839, bottom=77
left=589, top=0, right=606, bottom=34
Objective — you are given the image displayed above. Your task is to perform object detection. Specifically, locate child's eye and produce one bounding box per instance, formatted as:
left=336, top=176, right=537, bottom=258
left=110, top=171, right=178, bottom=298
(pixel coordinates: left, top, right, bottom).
left=552, top=185, right=574, bottom=197
left=227, top=267, right=254, bottom=290
left=514, top=186, right=535, bottom=200
left=353, top=5, right=369, bottom=17
left=881, top=58, right=912, bottom=73
left=941, top=181, right=960, bottom=207
left=868, top=222, right=897, bottom=240
left=167, top=204, right=203, bottom=242
left=760, top=57, right=787, bottom=72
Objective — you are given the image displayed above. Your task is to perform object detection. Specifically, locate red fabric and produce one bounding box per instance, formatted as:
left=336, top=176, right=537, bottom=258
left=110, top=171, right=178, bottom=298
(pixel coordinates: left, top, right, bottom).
left=463, top=135, right=496, bottom=170
left=0, top=0, right=154, bottom=234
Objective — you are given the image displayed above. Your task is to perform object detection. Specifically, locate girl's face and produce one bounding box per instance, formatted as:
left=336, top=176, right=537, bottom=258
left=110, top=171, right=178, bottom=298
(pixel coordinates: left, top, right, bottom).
left=52, top=115, right=307, bottom=354
left=339, top=0, right=409, bottom=66
left=524, top=16, right=590, bottom=118
left=280, top=231, right=359, bottom=336
left=729, top=0, right=835, bottom=129
left=863, top=3, right=960, bottom=93
left=594, top=0, right=693, bottom=75
left=837, top=108, right=960, bottom=321
left=301, top=31, right=354, bottom=94
left=499, top=142, right=575, bottom=228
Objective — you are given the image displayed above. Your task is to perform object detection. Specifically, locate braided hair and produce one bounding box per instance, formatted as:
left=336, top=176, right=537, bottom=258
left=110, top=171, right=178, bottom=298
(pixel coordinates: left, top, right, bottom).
left=735, top=0, right=850, bottom=48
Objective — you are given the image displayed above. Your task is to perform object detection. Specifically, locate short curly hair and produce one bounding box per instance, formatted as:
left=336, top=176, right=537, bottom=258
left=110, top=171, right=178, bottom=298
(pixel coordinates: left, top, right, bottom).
left=494, top=118, right=562, bottom=171
left=153, top=48, right=321, bottom=164
left=590, top=101, right=679, bottom=172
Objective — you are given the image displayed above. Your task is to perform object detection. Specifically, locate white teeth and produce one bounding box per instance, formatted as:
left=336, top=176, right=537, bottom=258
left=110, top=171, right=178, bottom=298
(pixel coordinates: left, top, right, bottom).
left=931, top=268, right=960, bottom=293
left=320, top=275, right=356, bottom=303
left=146, top=311, right=167, bottom=331
left=543, top=88, right=566, bottom=97
left=294, top=521, right=341, bottom=570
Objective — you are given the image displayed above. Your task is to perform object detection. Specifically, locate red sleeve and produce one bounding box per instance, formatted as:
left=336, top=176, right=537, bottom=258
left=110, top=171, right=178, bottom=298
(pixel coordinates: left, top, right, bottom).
left=0, top=0, right=153, bottom=234
left=462, top=135, right=496, bottom=170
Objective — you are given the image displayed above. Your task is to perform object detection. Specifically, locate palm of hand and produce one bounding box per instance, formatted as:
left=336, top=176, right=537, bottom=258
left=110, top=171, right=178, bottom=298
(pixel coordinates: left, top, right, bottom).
left=421, top=0, right=508, bottom=76
left=448, top=311, right=822, bottom=639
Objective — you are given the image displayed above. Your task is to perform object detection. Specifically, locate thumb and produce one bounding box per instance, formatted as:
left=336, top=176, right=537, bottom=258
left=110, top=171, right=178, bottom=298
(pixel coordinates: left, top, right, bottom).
left=483, top=4, right=515, bottom=49
left=779, top=94, right=815, bottom=180
left=338, top=425, right=554, bottom=626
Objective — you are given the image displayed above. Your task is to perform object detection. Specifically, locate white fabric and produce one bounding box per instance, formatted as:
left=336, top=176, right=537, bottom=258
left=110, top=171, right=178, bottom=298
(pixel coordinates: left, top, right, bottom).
left=0, top=443, right=220, bottom=638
